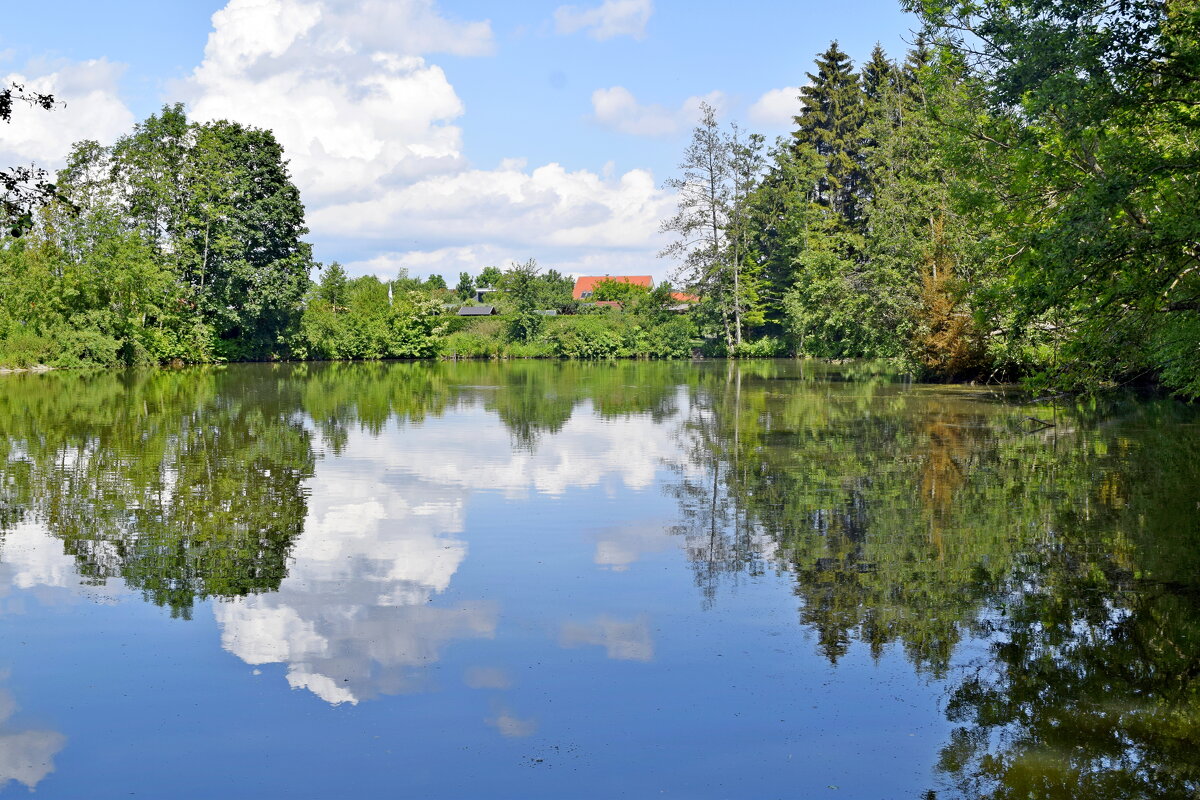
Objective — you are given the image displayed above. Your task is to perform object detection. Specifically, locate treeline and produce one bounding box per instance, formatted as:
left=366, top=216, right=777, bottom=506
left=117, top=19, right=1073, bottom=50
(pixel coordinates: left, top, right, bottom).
left=0, top=101, right=697, bottom=366
left=662, top=0, right=1200, bottom=396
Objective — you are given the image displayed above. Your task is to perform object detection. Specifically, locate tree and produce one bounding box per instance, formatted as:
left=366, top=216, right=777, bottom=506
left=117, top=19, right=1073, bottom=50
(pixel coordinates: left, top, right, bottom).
left=316, top=262, right=350, bottom=309
left=425, top=273, right=447, bottom=290
left=478, top=265, right=503, bottom=288
left=660, top=102, right=740, bottom=349
left=503, top=259, right=544, bottom=343
left=726, top=123, right=767, bottom=340
left=455, top=271, right=474, bottom=300
left=591, top=278, right=650, bottom=303
left=793, top=41, right=865, bottom=228
left=905, top=0, right=1200, bottom=395
left=181, top=119, right=312, bottom=359
left=1, top=83, right=62, bottom=237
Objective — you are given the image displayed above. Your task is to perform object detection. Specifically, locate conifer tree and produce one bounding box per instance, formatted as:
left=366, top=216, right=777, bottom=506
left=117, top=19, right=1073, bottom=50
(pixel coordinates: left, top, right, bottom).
left=792, top=41, right=864, bottom=227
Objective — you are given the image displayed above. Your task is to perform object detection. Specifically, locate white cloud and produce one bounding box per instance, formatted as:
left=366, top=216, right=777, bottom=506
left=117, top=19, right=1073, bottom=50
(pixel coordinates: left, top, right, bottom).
left=314, top=162, right=672, bottom=250
left=485, top=704, right=537, bottom=738
left=177, top=0, right=671, bottom=280
left=554, top=0, right=653, bottom=40
left=749, top=86, right=801, bottom=127
left=591, top=86, right=724, bottom=137
left=0, top=60, right=134, bottom=169
left=559, top=615, right=654, bottom=661
left=180, top=0, right=473, bottom=205
left=0, top=689, right=66, bottom=792
left=214, top=447, right=497, bottom=705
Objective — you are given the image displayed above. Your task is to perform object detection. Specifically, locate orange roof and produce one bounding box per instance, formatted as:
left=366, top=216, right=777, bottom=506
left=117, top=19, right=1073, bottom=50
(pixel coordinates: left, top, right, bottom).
left=670, top=292, right=699, bottom=303
left=572, top=275, right=653, bottom=300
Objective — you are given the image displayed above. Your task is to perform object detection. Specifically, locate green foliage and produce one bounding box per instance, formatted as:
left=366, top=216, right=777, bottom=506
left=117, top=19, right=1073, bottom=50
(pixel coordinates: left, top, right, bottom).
left=730, top=336, right=785, bottom=358
left=298, top=276, right=445, bottom=360
left=591, top=278, right=649, bottom=303
left=0, top=104, right=313, bottom=367
left=501, top=259, right=545, bottom=343
left=478, top=266, right=503, bottom=288
left=454, top=271, right=474, bottom=300
left=793, top=40, right=865, bottom=225
left=903, top=0, right=1200, bottom=395
left=549, top=316, right=626, bottom=359
left=782, top=250, right=880, bottom=357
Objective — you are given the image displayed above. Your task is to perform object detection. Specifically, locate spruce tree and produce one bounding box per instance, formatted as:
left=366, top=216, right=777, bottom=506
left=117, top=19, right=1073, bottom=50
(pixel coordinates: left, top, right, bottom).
left=792, top=41, right=864, bottom=227
left=858, top=44, right=899, bottom=207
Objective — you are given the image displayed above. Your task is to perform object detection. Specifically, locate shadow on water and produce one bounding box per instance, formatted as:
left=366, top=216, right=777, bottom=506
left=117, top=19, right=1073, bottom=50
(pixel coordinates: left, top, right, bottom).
left=0, top=359, right=1197, bottom=797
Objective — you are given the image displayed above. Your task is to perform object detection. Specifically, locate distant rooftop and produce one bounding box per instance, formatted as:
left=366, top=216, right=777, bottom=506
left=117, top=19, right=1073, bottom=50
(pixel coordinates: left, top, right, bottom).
left=572, top=275, right=653, bottom=300
left=457, top=305, right=496, bottom=316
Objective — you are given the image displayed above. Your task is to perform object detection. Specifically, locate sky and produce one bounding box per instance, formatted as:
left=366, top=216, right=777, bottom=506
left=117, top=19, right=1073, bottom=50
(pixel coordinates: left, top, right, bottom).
left=0, top=0, right=918, bottom=282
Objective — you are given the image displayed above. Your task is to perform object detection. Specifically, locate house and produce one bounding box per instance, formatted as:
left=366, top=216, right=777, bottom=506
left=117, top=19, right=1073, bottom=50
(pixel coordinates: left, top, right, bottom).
left=457, top=305, right=496, bottom=316
left=670, top=292, right=700, bottom=303
left=572, top=275, right=653, bottom=301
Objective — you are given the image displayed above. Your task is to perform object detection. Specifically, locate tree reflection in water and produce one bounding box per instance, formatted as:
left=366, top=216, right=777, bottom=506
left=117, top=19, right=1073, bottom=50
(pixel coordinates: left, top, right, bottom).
left=671, top=361, right=1200, bottom=798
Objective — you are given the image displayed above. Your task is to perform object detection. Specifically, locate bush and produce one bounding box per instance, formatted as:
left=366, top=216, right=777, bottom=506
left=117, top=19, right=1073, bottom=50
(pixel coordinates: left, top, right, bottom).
left=505, top=340, right=555, bottom=359
left=441, top=331, right=502, bottom=359
left=643, top=317, right=697, bottom=359
left=53, top=326, right=123, bottom=367
left=549, top=317, right=625, bottom=359
left=0, top=330, right=54, bottom=368
left=731, top=336, right=786, bottom=358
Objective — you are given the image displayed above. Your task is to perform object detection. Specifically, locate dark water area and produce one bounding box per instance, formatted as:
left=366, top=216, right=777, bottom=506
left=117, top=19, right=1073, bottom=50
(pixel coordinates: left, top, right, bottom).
left=0, top=360, right=1197, bottom=799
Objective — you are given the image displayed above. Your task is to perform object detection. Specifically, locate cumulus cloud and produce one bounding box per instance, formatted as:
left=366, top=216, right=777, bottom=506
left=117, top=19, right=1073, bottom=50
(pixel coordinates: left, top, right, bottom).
left=559, top=615, right=654, bottom=661
left=313, top=162, right=672, bottom=248
left=214, top=459, right=497, bottom=705
left=0, top=689, right=66, bottom=792
left=179, top=0, right=474, bottom=205
left=485, top=704, right=537, bottom=738
left=591, top=86, right=723, bottom=137
left=554, top=0, right=653, bottom=40
left=0, top=60, right=134, bottom=169
left=176, top=0, right=671, bottom=277
left=748, top=86, right=802, bottom=127
left=214, top=395, right=687, bottom=705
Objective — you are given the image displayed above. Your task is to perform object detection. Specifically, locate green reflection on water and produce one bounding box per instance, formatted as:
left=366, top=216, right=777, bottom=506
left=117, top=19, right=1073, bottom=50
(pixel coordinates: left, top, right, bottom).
left=0, top=360, right=1197, bottom=798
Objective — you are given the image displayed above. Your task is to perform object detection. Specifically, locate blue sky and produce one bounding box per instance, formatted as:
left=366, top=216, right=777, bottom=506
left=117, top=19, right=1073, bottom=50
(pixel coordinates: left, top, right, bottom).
left=1, top=0, right=919, bottom=281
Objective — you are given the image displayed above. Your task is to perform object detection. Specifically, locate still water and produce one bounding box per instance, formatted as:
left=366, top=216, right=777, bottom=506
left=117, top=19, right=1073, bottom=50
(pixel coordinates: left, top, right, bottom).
left=0, top=360, right=1197, bottom=799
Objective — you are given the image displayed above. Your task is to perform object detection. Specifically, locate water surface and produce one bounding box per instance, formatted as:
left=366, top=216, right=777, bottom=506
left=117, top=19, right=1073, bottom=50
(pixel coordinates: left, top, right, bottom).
left=0, top=361, right=1197, bottom=799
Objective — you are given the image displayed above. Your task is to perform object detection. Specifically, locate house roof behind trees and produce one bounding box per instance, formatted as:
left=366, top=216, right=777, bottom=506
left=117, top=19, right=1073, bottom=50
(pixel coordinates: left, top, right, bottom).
left=457, top=305, right=496, bottom=316
left=572, top=275, right=653, bottom=300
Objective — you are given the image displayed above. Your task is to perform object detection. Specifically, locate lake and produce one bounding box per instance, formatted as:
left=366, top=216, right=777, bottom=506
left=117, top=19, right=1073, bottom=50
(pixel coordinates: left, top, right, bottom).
left=0, top=360, right=1197, bottom=799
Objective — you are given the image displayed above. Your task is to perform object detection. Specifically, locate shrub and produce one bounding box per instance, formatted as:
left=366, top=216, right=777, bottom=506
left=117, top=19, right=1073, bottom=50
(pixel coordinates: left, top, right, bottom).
left=731, top=336, right=786, bottom=358
left=0, top=330, right=54, bottom=368
left=550, top=317, right=624, bottom=359
left=441, top=331, right=502, bottom=359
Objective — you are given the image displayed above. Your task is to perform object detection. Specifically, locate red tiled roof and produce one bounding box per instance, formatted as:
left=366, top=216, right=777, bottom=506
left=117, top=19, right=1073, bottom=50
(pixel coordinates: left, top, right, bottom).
left=670, top=292, right=699, bottom=303
left=572, top=275, right=653, bottom=300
